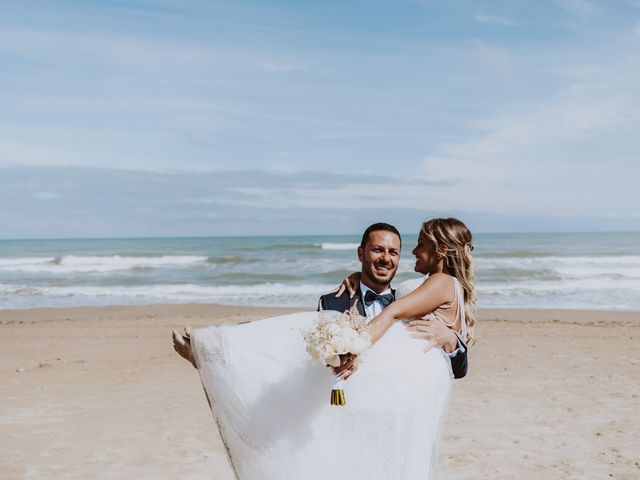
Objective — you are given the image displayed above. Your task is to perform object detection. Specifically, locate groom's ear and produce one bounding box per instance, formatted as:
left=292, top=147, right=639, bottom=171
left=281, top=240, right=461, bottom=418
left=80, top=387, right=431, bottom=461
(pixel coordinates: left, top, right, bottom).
left=357, top=246, right=364, bottom=262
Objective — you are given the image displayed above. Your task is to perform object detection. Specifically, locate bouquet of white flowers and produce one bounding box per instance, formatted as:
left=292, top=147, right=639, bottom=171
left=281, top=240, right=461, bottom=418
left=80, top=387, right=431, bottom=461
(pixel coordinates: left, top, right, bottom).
left=302, top=304, right=371, bottom=406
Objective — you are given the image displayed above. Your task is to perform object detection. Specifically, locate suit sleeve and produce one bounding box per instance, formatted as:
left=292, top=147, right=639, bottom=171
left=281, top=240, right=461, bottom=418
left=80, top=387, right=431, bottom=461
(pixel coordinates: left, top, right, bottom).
left=448, top=337, right=468, bottom=379
left=317, top=292, right=351, bottom=313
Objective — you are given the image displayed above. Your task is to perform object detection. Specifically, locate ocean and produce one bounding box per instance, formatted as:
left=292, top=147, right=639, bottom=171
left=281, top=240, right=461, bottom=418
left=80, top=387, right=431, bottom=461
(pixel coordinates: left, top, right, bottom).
left=0, top=232, right=638, bottom=310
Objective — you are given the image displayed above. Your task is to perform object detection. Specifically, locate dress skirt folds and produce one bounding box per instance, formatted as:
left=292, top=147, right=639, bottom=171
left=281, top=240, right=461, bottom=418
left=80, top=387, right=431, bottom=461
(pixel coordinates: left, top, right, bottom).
left=192, top=309, right=451, bottom=480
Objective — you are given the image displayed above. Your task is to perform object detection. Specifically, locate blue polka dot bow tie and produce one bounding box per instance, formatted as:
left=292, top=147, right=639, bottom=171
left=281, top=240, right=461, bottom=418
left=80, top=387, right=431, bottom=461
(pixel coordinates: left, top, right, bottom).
left=363, top=290, right=394, bottom=307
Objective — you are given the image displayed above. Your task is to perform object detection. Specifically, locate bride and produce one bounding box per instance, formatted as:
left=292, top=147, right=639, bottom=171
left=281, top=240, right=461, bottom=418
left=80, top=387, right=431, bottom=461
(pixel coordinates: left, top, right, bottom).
left=173, top=217, right=476, bottom=480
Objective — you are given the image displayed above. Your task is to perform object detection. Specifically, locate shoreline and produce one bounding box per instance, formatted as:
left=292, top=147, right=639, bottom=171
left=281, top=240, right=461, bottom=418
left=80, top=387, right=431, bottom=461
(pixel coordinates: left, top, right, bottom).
left=1, top=303, right=639, bottom=324
left=1, top=304, right=639, bottom=479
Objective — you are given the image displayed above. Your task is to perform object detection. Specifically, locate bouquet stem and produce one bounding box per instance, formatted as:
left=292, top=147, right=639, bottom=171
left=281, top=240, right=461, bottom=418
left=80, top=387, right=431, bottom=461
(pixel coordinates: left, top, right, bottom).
left=330, top=379, right=346, bottom=406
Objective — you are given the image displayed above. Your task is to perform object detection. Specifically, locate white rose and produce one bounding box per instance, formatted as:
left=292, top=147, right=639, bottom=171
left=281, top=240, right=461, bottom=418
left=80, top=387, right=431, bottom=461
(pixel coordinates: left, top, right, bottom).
left=320, top=344, right=333, bottom=359
left=326, top=354, right=341, bottom=368
left=331, top=336, right=347, bottom=354
left=306, top=345, right=319, bottom=360
left=326, top=323, right=341, bottom=336
left=351, top=335, right=371, bottom=354
left=343, top=329, right=357, bottom=344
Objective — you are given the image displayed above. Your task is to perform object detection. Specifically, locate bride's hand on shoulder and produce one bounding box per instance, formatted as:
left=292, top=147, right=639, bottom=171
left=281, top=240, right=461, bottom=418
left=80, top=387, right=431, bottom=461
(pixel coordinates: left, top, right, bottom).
left=334, top=272, right=361, bottom=298
left=406, top=314, right=459, bottom=353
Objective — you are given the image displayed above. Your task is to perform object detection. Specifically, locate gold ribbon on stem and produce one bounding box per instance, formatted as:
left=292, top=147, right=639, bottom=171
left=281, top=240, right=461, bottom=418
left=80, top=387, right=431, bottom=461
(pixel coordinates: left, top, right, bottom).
left=330, top=379, right=346, bottom=406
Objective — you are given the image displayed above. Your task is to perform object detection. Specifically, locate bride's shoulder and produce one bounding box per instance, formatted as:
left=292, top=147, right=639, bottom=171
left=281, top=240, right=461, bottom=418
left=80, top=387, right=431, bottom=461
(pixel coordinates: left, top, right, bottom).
left=425, top=272, right=453, bottom=284
left=423, top=272, right=456, bottom=292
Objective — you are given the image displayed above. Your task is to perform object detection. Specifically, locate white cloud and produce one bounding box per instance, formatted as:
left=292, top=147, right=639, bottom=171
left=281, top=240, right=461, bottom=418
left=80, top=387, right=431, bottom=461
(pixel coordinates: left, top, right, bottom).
left=0, top=167, right=453, bottom=237
left=471, top=41, right=516, bottom=76
left=255, top=60, right=322, bottom=74
left=0, top=132, right=175, bottom=171
left=1, top=1, right=638, bottom=235
left=421, top=56, right=640, bottom=216
left=33, top=192, right=62, bottom=200
left=2, top=165, right=636, bottom=238
left=554, top=0, right=605, bottom=17
left=0, top=27, right=215, bottom=70
left=219, top=183, right=443, bottom=210
left=474, top=12, right=519, bottom=27
left=0, top=25, right=325, bottom=87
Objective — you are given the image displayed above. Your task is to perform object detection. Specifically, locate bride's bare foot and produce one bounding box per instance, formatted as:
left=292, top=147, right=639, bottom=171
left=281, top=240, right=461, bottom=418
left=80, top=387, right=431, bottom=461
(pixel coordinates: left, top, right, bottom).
left=172, top=326, right=197, bottom=368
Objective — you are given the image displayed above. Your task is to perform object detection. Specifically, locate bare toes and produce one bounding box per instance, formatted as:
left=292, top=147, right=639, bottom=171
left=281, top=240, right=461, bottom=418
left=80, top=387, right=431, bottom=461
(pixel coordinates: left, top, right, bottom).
left=172, top=330, right=185, bottom=346
left=172, top=329, right=196, bottom=368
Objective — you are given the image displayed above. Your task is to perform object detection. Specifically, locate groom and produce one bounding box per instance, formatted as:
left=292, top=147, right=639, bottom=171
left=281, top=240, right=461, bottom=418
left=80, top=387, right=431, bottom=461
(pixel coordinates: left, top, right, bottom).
left=318, top=222, right=468, bottom=379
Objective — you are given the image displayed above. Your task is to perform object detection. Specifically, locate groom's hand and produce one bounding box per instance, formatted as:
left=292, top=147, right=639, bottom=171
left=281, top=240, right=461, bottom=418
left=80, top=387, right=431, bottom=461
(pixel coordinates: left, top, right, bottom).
left=335, top=272, right=361, bottom=298
left=332, top=353, right=359, bottom=380
left=406, top=315, right=459, bottom=353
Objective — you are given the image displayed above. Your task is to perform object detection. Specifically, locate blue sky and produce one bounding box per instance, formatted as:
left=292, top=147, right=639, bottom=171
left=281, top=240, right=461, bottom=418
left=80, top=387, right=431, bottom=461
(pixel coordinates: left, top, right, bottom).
left=1, top=0, right=639, bottom=238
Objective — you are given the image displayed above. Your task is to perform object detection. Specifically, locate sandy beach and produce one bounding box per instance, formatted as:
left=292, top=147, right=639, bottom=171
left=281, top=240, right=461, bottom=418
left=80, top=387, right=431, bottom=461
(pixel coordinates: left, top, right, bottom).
left=1, top=304, right=638, bottom=480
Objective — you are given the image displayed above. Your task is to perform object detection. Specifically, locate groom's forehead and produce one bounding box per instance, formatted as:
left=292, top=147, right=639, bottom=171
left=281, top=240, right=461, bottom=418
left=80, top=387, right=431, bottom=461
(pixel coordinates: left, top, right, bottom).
left=366, top=231, right=401, bottom=248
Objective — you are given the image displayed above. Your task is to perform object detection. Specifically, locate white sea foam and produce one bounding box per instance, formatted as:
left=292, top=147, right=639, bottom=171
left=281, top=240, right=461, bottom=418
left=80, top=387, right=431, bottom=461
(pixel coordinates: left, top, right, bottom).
left=0, top=282, right=337, bottom=308
left=0, top=255, right=208, bottom=273
left=317, top=243, right=359, bottom=250
left=2, top=274, right=640, bottom=309
left=479, top=277, right=640, bottom=294
left=479, top=255, right=640, bottom=269
left=478, top=255, right=640, bottom=280
left=0, top=257, right=56, bottom=266
left=2, top=234, right=639, bottom=311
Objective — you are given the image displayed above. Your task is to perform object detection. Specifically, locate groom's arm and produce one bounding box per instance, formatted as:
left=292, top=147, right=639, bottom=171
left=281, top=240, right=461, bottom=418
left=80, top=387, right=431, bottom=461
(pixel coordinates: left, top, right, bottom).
left=447, top=334, right=468, bottom=379
left=317, top=292, right=351, bottom=313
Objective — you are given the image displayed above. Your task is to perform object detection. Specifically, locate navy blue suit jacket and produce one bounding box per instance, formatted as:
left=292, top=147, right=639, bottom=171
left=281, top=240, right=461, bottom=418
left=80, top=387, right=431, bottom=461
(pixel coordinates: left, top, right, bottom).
left=318, top=290, right=468, bottom=379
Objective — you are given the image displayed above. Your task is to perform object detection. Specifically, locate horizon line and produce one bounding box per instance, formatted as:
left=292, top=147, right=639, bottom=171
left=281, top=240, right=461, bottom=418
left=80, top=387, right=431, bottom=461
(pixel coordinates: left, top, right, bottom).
left=1, top=230, right=640, bottom=242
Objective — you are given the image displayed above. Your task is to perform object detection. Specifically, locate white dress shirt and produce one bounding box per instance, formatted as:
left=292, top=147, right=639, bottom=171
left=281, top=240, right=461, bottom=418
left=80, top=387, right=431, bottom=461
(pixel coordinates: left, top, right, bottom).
left=359, top=282, right=392, bottom=321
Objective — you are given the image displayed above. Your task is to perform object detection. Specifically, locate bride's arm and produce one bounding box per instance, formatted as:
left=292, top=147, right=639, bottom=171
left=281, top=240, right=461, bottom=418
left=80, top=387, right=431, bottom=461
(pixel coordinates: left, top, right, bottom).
left=368, top=273, right=453, bottom=345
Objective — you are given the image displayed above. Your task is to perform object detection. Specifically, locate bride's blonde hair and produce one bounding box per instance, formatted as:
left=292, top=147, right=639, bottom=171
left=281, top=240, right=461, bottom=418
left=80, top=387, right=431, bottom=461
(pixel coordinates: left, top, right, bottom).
left=421, top=218, right=477, bottom=344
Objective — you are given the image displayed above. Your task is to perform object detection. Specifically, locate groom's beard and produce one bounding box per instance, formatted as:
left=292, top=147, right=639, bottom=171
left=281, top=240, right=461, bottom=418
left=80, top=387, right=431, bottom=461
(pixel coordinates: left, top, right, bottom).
left=362, top=259, right=397, bottom=291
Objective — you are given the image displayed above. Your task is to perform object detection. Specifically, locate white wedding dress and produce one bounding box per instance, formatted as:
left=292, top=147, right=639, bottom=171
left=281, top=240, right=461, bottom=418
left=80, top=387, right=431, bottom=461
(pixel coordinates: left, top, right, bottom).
left=191, top=278, right=458, bottom=480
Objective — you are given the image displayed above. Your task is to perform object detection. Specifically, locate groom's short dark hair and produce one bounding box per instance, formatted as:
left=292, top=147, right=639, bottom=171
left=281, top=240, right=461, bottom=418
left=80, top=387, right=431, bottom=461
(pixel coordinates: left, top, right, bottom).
left=360, top=223, right=402, bottom=249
